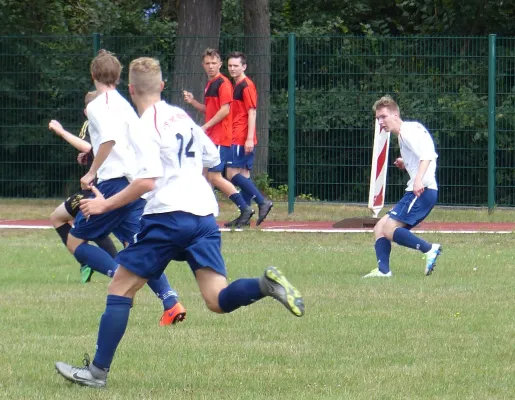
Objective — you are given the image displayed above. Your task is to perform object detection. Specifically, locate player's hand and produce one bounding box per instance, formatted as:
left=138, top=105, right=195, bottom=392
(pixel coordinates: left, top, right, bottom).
left=79, top=186, right=107, bottom=217
left=80, top=171, right=95, bottom=190
left=77, top=152, right=89, bottom=165
left=201, top=124, right=208, bottom=133
left=183, top=90, right=194, bottom=104
left=413, top=181, right=425, bottom=197
left=48, top=120, right=63, bottom=135
left=394, top=157, right=405, bottom=170
left=244, top=139, right=254, bottom=154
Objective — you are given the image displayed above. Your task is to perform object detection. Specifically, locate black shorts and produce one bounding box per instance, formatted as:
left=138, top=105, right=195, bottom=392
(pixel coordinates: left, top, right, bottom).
left=64, top=189, right=92, bottom=218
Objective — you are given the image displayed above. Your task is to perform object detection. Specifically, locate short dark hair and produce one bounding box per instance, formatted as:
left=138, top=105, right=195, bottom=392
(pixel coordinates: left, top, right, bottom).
left=227, top=51, right=247, bottom=66
left=202, top=48, right=222, bottom=61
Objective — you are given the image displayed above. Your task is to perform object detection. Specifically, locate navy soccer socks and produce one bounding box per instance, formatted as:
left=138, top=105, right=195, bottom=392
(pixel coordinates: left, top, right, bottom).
left=94, top=236, right=117, bottom=258
left=374, top=237, right=392, bottom=274
left=241, top=190, right=253, bottom=206
left=393, top=228, right=432, bottom=253
left=147, top=277, right=179, bottom=311
left=218, top=278, right=264, bottom=313
left=228, top=192, right=249, bottom=210
left=74, top=243, right=117, bottom=277
left=93, top=294, right=132, bottom=370
left=231, top=174, right=265, bottom=205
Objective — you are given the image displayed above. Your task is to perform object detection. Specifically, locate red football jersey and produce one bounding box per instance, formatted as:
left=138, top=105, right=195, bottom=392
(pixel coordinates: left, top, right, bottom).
left=231, top=76, right=258, bottom=146
left=204, top=73, right=232, bottom=146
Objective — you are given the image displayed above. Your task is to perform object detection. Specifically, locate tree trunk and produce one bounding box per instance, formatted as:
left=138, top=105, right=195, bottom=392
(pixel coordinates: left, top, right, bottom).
left=243, top=0, right=270, bottom=176
left=171, top=0, right=223, bottom=124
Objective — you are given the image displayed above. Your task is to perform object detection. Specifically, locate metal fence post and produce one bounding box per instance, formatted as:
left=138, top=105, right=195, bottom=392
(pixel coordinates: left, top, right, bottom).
left=488, top=34, right=496, bottom=212
left=287, top=33, right=296, bottom=214
left=93, top=32, right=101, bottom=56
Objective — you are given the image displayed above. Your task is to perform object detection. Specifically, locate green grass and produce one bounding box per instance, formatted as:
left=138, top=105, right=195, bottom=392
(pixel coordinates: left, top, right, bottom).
left=0, top=229, right=514, bottom=399
left=2, top=198, right=515, bottom=223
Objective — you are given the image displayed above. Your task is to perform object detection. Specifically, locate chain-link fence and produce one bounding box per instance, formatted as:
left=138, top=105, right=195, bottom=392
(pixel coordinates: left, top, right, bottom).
left=1, top=34, right=514, bottom=208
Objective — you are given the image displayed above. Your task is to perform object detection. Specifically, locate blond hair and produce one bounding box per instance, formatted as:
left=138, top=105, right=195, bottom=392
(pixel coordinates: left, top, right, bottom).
left=372, top=95, right=400, bottom=114
left=84, top=91, right=99, bottom=107
left=90, top=49, right=122, bottom=86
left=129, top=57, right=162, bottom=96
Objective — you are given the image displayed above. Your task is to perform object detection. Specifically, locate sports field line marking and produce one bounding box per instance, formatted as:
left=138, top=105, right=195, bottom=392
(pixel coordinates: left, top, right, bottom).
left=0, top=224, right=512, bottom=234
left=222, top=228, right=512, bottom=234
left=0, top=224, right=53, bottom=229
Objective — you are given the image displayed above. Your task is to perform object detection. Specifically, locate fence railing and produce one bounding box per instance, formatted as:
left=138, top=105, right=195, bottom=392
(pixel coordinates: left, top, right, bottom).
left=1, top=34, right=514, bottom=211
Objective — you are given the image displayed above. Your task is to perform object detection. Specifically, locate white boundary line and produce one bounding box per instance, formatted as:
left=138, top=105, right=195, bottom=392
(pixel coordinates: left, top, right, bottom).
left=0, top=224, right=512, bottom=234
left=222, top=228, right=512, bottom=234
left=0, top=224, right=53, bottom=229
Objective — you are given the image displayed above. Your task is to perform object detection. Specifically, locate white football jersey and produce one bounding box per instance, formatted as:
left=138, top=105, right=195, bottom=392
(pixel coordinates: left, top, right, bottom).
left=131, top=101, right=220, bottom=216
left=86, top=90, right=137, bottom=183
left=398, top=121, right=438, bottom=191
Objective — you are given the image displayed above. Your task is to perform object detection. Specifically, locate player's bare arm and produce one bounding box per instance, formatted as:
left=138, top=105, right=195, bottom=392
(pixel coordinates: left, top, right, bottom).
left=49, top=120, right=92, bottom=153
left=80, top=141, right=114, bottom=189
left=413, top=159, right=431, bottom=197
left=245, top=108, right=257, bottom=153
left=202, top=103, right=230, bottom=132
left=183, top=90, right=206, bottom=113
left=80, top=178, right=155, bottom=217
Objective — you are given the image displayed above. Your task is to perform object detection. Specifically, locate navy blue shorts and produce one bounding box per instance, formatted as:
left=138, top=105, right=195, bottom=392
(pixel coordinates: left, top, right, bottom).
left=230, top=145, right=254, bottom=170
left=70, top=177, right=145, bottom=244
left=116, top=211, right=226, bottom=280
left=208, top=145, right=233, bottom=173
left=388, top=189, right=438, bottom=228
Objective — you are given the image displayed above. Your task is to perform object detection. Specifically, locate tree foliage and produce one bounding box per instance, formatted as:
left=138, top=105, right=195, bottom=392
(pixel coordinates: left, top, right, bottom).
left=266, top=0, right=515, bottom=36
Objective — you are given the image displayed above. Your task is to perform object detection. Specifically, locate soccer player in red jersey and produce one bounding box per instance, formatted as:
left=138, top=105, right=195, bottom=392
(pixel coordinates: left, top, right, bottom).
left=225, top=52, right=273, bottom=226
left=183, top=48, right=254, bottom=228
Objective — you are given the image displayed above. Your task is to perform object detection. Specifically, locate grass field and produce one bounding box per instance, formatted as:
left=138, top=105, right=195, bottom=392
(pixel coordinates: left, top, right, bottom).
left=1, top=219, right=514, bottom=399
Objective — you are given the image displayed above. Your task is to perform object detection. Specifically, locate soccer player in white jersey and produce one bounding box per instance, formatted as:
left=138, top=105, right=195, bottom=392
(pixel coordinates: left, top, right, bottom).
left=363, top=95, right=442, bottom=278
left=54, top=57, right=305, bottom=389
left=65, top=50, right=186, bottom=326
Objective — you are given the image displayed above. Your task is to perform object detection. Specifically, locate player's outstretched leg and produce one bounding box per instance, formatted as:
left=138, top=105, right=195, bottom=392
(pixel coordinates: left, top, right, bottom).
left=55, top=354, right=107, bottom=388
left=259, top=266, right=305, bottom=317
left=424, top=244, right=442, bottom=276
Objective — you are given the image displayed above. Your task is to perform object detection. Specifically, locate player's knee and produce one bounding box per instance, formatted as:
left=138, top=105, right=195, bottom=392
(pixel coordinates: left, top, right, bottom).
left=373, top=223, right=381, bottom=236
left=108, top=275, right=139, bottom=298
left=226, top=168, right=239, bottom=180
left=205, top=299, right=224, bottom=314
left=382, top=224, right=397, bottom=241
left=66, top=235, right=83, bottom=254
left=202, top=291, right=224, bottom=313
left=373, top=221, right=386, bottom=238
left=49, top=210, right=64, bottom=227
left=208, top=173, right=222, bottom=184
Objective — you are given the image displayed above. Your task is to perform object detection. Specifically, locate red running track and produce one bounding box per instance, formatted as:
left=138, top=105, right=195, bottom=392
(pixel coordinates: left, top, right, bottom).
left=0, top=219, right=514, bottom=233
